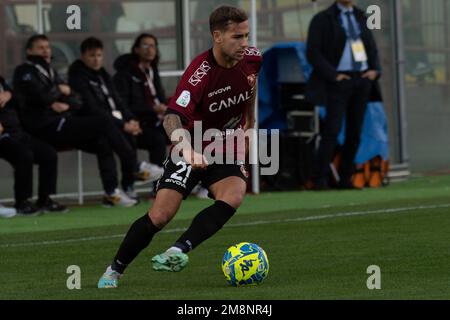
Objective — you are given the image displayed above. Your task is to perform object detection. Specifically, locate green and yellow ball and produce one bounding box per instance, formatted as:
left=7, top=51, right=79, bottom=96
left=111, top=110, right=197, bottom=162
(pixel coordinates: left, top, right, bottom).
left=222, top=242, right=269, bottom=286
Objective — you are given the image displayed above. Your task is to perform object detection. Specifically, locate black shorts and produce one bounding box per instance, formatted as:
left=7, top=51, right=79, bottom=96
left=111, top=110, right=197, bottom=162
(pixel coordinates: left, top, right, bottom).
left=156, top=157, right=249, bottom=199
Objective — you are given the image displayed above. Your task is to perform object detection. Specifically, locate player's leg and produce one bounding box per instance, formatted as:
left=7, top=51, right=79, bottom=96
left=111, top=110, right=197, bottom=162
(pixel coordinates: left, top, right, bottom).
left=150, top=159, right=206, bottom=272
left=171, top=176, right=246, bottom=253
left=98, top=156, right=199, bottom=287
left=98, top=189, right=183, bottom=288
left=152, top=165, right=248, bottom=272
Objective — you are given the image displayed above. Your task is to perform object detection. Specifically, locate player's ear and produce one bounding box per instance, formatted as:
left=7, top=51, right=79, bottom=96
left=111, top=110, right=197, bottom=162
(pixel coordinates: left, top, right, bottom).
left=212, top=30, right=223, bottom=44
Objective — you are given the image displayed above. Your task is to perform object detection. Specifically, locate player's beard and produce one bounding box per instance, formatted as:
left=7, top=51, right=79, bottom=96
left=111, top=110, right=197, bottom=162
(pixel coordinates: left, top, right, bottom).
left=234, top=50, right=245, bottom=60
left=226, top=48, right=245, bottom=63
left=215, top=45, right=243, bottom=67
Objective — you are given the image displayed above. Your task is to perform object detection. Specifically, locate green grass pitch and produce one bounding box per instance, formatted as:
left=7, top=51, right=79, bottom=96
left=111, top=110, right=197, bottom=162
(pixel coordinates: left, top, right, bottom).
left=1, top=175, right=449, bottom=300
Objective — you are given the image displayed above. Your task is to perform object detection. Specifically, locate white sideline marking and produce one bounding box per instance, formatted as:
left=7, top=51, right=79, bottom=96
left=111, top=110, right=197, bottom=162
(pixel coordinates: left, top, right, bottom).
left=1, top=204, right=449, bottom=248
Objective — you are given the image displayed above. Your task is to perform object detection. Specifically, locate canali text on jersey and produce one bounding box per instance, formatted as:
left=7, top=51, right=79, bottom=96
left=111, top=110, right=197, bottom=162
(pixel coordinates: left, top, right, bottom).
left=209, top=90, right=251, bottom=113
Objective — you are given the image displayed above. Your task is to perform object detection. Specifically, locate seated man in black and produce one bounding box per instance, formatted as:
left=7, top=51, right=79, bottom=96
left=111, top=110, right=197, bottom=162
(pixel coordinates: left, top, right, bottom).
left=68, top=37, right=163, bottom=199
left=0, top=75, right=65, bottom=215
left=13, top=34, right=138, bottom=207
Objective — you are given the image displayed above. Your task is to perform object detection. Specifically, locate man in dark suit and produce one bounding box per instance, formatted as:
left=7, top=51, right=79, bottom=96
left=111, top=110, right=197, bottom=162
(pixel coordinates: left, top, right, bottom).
left=306, top=0, right=382, bottom=189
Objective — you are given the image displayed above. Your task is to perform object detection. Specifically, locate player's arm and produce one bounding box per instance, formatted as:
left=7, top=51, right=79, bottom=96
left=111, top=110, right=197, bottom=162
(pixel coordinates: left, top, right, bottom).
left=163, top=113, right=186, bottom=144
left=163, top=113, right=208, bottom=169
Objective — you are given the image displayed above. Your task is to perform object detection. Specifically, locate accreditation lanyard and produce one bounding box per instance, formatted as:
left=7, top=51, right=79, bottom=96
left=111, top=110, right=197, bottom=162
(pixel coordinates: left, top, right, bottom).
left=98, top=76, right=123, bottom=120
left=142, top=67, right=161, bottom=106
left=339, top=14, right=368, bottom=63
left=27, top=60, right=55, bottom=82
left=351, top=41, right=368, bottom=62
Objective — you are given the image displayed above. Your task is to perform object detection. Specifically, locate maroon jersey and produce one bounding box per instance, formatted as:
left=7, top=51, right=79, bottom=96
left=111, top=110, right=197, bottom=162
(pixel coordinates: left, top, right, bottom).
left=168, top=47, right=262, bottom=150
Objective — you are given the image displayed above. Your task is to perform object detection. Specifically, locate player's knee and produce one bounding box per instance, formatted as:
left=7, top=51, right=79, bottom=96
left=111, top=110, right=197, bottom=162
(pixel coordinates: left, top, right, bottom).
left=148, top=208, right=175, bottom=228
left=218, top=191, right=245, bottom=209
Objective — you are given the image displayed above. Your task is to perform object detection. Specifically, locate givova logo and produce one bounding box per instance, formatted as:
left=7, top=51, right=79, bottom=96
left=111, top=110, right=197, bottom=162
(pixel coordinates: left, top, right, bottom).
left=208, top=86, right=232, bottom=98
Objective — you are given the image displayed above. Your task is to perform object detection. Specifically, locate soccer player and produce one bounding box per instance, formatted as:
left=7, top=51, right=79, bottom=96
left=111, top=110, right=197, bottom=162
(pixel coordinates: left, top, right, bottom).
left=98, top=5, right=262, bottom=288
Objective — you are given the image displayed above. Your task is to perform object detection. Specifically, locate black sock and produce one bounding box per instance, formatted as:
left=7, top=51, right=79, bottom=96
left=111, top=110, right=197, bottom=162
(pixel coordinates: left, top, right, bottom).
left=174, top=200, right=236, bottom=253
left=111, top=213, right=160, bottom=274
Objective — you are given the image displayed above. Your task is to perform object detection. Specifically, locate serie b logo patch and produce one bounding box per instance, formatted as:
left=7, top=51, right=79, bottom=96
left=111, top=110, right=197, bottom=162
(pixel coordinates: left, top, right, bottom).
left=176, top=90, right=191, bottom=108
left=247, top=74, right=256, bottom=88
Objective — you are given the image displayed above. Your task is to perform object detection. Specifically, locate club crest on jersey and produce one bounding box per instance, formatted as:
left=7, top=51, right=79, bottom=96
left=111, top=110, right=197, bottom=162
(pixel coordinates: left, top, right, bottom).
left=188, top=61, right=211, bottom=87
left=247, top=74, right=257, bottom=87
left=176, top=90, right=191, bottom=108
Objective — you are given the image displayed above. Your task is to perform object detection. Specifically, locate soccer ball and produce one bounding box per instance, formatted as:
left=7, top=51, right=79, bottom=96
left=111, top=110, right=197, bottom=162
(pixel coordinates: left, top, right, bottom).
left=221, top=242, right=269, bottom=286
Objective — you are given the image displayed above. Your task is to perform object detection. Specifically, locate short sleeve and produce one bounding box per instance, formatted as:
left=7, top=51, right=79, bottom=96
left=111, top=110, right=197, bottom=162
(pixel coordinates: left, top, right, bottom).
left=244, top=47, right=263, bottom=75
left=167, top=58, right=211, bottom=122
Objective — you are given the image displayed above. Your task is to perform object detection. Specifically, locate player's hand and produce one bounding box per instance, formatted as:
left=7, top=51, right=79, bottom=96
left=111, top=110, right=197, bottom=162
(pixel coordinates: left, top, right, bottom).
left=362, top=70, right=378, bottom=81
left=183, top=148, right=208, bottom=169
left=51, top=102, right=70, bottom=113
left=0, top=91, right=12, bottom=108
left=336, top=73, right=351, bottom=82
left=58, top=84, right=71, bottom=96
left=0, top=122, right=4, bottom=134
left=154, top=103, right=167, bottom=115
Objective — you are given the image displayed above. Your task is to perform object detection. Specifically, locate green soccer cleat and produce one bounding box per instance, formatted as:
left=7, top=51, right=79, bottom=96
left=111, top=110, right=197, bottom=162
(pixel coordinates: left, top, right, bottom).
left=151, top=249, right=189, bottom=272
left=97, top=266, right=121, bottom=288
